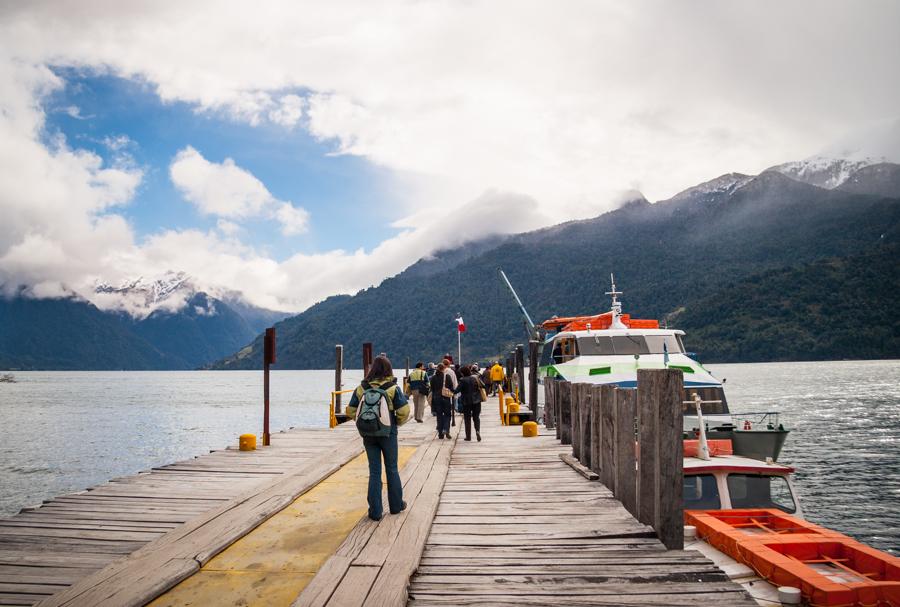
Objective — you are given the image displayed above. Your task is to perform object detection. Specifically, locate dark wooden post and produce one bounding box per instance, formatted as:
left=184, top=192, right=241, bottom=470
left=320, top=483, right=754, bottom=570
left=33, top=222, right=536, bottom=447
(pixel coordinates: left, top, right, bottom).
left=544, top=379, right=556, bottom=430
left=553, top=380, right=561, bottom=438
left=571, top=383, right=581, bottom=460
left=334, top=345, right=343, bottom=413
left=637, top=368, right=685, bottom=550
left=528, top=340, right=539, bottom=417
left=600, top=384, right=617, bottom=491
left=637, top=375, right=656, bottom=527
left=590, top=385, right=602, bottom=475
left=615, top=388, right=638, bottom=518
left=362, top=342, right=373, bottom=377
left=559, top=381, right=572, bottom=445
left=578, top=384, right=592, bottom=469
left=515, top=344, right=525, bottom=404
left=263, top=327, right=276, bottom=446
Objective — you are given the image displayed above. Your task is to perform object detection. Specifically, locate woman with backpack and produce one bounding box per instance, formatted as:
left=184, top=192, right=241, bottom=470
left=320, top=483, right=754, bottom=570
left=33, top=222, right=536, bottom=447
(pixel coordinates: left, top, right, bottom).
left=457, top=365, right=486, bottom=441
left=430, top=362, right=453, bottom=439
left=346, top=356, right=410, bottom=521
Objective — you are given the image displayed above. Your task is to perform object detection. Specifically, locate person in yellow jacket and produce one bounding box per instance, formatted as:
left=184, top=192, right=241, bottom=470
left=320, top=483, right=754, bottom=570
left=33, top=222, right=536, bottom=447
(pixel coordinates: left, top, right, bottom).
left=408, top=362, right=429, bottom=423
left=489, top=361, right=505, bottom=396
left=346, top=356, right=410, bottom=520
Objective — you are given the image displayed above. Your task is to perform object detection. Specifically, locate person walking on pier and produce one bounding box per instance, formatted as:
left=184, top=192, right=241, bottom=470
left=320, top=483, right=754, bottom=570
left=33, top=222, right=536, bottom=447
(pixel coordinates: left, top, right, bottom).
left=430, top=362, right=453, bottom=439
left=458, top=365, right=485, bottom=441
left=409, top=361, right=429, bottom=423
left=490, top=361, right=505, bottom=395
left=346, top=356, right=409, bottom=521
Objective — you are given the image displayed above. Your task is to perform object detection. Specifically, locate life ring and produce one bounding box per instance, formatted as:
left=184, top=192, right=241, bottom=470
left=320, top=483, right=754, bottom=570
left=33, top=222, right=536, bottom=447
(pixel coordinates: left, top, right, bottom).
left=743, top=420, right=752, bottom=430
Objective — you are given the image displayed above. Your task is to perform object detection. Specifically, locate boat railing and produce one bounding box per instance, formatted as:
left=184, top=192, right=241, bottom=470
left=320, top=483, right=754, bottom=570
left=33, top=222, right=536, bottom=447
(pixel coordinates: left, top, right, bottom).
left=728, top=411, right=784, bottom=431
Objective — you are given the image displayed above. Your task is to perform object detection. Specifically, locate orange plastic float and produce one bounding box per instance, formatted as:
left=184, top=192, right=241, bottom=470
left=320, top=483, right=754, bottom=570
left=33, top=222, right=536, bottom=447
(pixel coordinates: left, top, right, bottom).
left=686, top=509, right=900, bottom=607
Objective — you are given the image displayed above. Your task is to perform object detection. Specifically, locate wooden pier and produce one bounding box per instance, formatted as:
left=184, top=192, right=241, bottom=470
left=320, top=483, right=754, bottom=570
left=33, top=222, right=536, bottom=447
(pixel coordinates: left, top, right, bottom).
left=1, top=369, right=759, bottom=607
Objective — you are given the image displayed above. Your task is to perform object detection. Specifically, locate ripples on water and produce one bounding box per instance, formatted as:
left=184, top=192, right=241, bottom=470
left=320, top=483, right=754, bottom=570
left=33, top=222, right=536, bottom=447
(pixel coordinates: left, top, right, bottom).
left=707, top=360, right=900, bottom=555
left=0, top=370, right=361, bottom=519
left=1, top=362, right=898, bottom=554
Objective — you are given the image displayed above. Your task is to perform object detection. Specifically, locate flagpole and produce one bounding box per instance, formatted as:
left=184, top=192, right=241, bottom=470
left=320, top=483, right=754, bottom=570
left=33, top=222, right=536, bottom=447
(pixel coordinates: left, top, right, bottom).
left=457, top=325, right=462, bottom=365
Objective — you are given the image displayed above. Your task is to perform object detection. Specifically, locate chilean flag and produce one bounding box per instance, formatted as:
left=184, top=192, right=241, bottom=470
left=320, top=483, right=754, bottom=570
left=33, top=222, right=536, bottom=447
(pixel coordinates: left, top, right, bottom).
left=456, top=316, right=466, bottom=333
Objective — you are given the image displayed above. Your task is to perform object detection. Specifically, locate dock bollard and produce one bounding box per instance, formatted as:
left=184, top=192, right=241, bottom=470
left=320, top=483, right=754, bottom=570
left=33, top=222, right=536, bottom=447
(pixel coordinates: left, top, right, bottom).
left=239, top=434, right=257, bottom=451
left=522, top=421, right=538, bottom=437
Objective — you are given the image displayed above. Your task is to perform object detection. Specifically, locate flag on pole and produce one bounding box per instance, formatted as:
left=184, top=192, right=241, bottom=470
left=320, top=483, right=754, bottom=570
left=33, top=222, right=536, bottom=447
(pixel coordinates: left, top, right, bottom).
left=456, top=316, right=466, bottom=333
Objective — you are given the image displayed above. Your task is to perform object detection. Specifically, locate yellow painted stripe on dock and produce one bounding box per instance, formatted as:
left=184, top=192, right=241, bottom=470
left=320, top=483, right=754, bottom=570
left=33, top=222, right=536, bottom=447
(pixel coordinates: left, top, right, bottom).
left=148, top=447, right=416, bottom=607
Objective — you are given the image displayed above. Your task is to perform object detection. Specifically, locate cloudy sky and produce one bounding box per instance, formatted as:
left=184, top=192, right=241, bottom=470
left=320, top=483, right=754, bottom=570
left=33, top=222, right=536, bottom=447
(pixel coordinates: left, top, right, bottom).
left=1, top=1, right=898, bottom=314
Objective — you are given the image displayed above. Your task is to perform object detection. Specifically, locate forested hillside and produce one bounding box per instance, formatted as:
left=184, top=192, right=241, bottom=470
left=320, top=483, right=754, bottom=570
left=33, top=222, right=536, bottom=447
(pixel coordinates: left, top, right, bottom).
left=212, top=165, right=900, bottom=369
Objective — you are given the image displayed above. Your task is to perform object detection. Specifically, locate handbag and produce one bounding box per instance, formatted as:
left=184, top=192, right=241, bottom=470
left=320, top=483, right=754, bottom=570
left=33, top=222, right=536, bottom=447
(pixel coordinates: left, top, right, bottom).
left=441, top=373, right=454, bottom=399
left=476, top=377, right=488, bottom=403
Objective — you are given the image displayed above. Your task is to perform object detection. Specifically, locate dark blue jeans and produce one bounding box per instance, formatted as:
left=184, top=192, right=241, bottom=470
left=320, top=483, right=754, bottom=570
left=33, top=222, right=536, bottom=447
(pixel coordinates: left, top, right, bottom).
left=363, top=426, right=402, bottom=518
left=434, top=399, right=452, bottom=436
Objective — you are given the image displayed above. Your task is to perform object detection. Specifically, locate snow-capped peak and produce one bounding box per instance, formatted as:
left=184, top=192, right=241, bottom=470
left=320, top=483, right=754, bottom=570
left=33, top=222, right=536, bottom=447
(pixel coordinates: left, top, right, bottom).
left=768, top=155, right=885, bottom=190
left=669, top=172, right=754, bottom=202
left=92, top=271, right=199, bottom=318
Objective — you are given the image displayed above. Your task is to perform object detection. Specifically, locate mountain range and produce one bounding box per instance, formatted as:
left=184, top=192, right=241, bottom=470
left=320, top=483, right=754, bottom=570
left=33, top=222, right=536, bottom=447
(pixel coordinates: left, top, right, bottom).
left=0, top=274, right=289, bottom=370
left=1, top=156, right=898, bottom=370
left=210, top=157, right=900, bottom=370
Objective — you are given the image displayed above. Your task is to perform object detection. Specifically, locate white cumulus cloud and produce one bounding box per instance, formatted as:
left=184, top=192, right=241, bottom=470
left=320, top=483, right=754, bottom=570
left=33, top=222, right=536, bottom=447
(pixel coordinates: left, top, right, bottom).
left=170, top=146, right=309, bottom=235
left=0, top=1, right=898, bottom=315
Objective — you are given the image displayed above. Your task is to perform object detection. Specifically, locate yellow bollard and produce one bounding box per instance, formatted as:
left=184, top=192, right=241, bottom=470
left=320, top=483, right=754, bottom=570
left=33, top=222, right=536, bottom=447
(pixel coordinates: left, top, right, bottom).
left=522, top=421, right=538, bottom=437
left=239, top=433, right=257, bottom=451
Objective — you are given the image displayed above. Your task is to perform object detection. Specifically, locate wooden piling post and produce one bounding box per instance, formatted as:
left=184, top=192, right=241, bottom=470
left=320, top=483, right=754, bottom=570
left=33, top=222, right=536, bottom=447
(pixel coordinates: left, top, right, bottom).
left=515, top=344, right=525, bottom=404
left=637, top=368, right=684, bottom=550
left=615, top=388, right=638, bottom=518
left=544, top=379, right=556, bottom=429
left=362, top=342, right=373, bottom=377
left=599, top=384, right=617, bottom=491
left=578, top=383, right=592, bottom=469
left=528, top=340, right=539, bottom=417
left=263, top=327, right=276, bottom=447
left=334, top=345, right=343, bottom=413
left=590, top=385, right=602, bottom=475
left=571, top=383, right=581, bottom=460
left=559, top=380, right=572, bottom=445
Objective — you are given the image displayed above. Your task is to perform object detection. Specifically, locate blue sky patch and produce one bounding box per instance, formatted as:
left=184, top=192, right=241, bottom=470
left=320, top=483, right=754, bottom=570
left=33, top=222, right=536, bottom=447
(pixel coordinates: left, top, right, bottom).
left=42, top=69, right=400, bottom=259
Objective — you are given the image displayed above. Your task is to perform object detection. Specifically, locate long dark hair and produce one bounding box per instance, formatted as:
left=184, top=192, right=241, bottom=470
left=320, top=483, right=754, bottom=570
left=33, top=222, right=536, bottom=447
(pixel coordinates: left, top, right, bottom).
left=365, top=355, right=393, bottom=381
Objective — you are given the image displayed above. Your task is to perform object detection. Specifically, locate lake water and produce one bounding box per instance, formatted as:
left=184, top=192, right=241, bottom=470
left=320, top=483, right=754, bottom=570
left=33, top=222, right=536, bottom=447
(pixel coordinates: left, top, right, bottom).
left=1, top=361, right=898, bottom=553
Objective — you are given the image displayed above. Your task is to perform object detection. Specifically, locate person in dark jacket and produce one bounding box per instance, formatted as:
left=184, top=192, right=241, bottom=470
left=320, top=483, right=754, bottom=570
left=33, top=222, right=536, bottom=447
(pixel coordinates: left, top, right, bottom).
left=346, top=356, right=409, bottom=521
left=457, top=365, right=485, bottom=441
left=430, top=362, right=453, bottom=439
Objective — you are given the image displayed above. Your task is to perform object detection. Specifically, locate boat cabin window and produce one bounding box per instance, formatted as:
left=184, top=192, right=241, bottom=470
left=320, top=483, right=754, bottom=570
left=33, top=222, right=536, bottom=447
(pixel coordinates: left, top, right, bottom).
left=683, top=474, right=721, bottom=510
left=727, top=474, right=796, bottom=513
left=551, top=337, right=578, bottom=363
left=577, top=334, right=683, bottom=356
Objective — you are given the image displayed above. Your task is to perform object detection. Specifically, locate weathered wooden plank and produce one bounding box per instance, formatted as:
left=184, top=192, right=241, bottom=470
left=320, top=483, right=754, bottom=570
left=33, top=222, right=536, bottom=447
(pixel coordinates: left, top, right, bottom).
left=650, top=369, right=684, bottom=550
left=589, top=385, right=602, bottom=476
left=599, top=384, right=616, bottom=491
left=615, top=388, right=638, bottom=518
left=571, top=382, right=581, bottom=460
left=361, top=437, right=456, bottom=607
left=325, top=565, right=378, bottom=607
left=577, top=383, right=592, bottom=468
left=558, top=381, right=571, bottom=445
left=39, top=436, right=363, bottom=607
left=559, top=453, right=599, bottom=481
left=637, top=373, right=657, bottom=527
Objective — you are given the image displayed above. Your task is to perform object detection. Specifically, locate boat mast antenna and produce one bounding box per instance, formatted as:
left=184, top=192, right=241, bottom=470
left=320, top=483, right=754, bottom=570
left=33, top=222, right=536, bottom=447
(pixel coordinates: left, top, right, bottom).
left=498, top=268, right=537, bottom=338
left=606, top=273, right=626, bottom=329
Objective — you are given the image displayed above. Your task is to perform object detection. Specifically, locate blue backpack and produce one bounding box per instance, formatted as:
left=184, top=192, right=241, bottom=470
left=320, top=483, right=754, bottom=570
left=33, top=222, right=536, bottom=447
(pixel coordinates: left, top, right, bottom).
left=355, top=381, right=394, bottom=438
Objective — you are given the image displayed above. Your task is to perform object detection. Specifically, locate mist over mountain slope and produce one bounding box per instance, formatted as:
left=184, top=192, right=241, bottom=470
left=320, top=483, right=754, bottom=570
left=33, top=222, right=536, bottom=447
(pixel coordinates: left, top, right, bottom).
left=0, top=284, right=288, bottom=370
left=211, top=162, right=900, bottom=370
